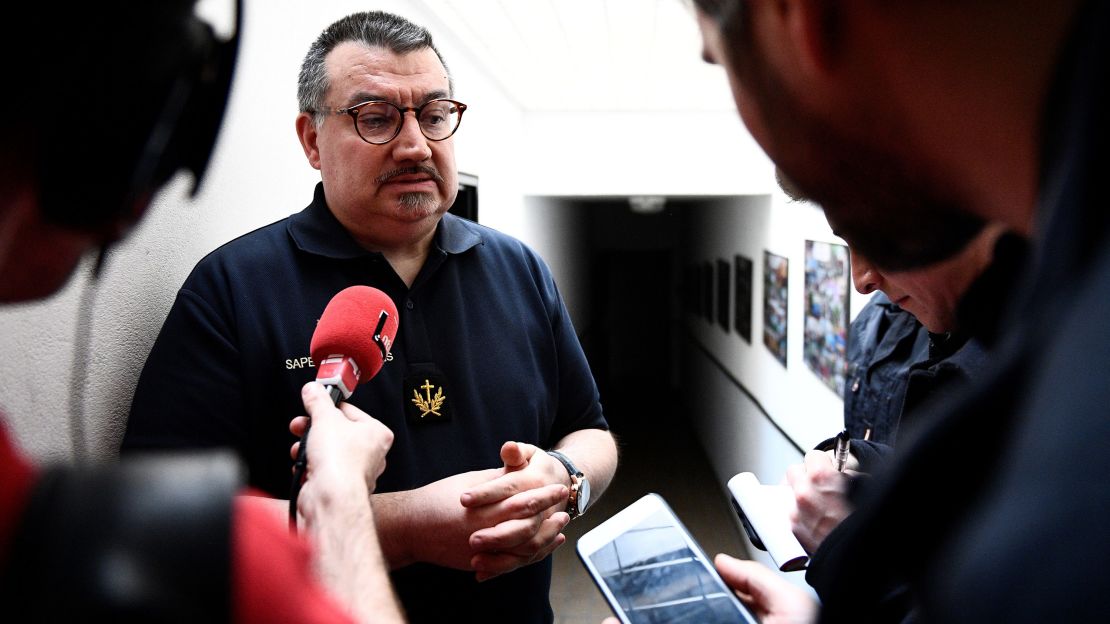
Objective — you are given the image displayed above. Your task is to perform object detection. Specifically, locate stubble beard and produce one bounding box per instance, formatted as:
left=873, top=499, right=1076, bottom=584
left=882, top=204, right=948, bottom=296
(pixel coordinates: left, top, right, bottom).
left=397, top=192, right=442, bottom=216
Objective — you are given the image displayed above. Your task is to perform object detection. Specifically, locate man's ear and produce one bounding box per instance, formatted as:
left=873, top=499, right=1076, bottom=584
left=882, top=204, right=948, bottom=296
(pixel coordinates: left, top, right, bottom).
left=295, top=112, right=322, bottom=171
left=782, top=0, right=842, bottom=76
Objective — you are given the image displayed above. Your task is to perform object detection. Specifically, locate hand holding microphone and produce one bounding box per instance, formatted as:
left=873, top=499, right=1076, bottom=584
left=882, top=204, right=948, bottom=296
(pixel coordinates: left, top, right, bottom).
left=289, top=286, right=400, bottom=530
left=290, top=382, right=394, bottom=525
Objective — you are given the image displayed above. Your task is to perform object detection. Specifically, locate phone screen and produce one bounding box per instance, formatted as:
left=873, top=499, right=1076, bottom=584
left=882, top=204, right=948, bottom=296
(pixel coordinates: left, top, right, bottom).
left=586, top=505, right=754, bottom=624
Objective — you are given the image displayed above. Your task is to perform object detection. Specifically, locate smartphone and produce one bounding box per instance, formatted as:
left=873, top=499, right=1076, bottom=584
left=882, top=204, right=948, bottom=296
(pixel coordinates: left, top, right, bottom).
left=576, top=493, right=758, bottom=624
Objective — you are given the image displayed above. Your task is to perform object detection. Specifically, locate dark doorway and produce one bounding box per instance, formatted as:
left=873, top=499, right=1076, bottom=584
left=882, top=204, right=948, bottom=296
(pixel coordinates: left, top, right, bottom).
left=449, top=172, right=479, bottom=221
left=576, top=198, right=680, bottom=434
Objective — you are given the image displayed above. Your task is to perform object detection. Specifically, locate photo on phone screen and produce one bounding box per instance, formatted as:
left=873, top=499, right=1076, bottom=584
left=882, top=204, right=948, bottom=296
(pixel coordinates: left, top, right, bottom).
left=577, top=493, right=756, bottom=624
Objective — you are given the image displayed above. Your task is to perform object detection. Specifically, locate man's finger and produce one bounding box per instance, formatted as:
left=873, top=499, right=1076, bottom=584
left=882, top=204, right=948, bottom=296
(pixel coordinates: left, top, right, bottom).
left=497, top=483, right=568, bottom=519
left=462, top=477, right=567, bottom=511
left=506, top=514, right=568, bottom=559
left=804, top=449, right=833, bottom=471
left=460, top=472, right=528, bottom=507
left=469, top=517, right=540, bottom=552
left=290, top=415, right=309, bottom=436
left=301, top=381, right=337, bottom=421
left=500, top=441, right=528, bottom=470
left=471, top=528, right=567, bottom=581
left=785, top=462, right=807, bottom=490
left=714, top=554, right=777, bottom=604
left=470, top=510, right=569, bottom=552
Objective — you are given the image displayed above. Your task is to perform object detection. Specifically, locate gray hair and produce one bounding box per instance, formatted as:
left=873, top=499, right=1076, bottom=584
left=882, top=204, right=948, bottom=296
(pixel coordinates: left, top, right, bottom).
left=297, top=11, right=453, bottom=125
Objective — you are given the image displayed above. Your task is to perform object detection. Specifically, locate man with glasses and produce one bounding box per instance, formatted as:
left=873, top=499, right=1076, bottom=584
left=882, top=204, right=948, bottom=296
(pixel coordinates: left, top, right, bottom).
left=122, top=11, right=617, bottom=623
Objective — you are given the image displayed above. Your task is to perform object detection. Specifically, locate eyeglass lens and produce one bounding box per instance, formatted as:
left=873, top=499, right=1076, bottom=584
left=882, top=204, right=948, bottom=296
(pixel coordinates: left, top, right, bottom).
left=355, top=100, right=461, bottom=143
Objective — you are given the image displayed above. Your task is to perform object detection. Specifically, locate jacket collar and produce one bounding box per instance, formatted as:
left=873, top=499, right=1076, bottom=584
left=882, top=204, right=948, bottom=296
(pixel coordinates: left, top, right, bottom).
left=287, top=182, right=483, bottom=259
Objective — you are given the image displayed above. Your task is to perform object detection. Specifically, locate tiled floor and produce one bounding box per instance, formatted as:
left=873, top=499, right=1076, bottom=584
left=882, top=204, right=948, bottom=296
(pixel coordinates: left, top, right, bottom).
left=549, top=408, right=752, bottom=623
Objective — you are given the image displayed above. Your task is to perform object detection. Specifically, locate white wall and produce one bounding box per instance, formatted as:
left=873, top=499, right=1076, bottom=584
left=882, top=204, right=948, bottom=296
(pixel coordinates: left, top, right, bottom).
left=520, top=197, right=591, bottom=327
left=684, top=194, right=871, bottom=453
left=682, top=343, right=819, bottom=593
left=677, top=193, right=870, bottom=595
left=523, top=111, right=776, bottom=197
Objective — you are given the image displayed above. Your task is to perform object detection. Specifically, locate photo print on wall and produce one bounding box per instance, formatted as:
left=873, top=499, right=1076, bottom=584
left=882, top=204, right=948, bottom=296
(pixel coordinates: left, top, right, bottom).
left=803, top=240, right=850, bottom=396
left=763, top=251, right=789, bottom=367
left=734, top=255, right=753, bottom=343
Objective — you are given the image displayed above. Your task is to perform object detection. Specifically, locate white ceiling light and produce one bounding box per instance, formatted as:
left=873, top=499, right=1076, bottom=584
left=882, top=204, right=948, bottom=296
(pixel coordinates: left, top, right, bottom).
left=628, top=195, right=667, bottom=214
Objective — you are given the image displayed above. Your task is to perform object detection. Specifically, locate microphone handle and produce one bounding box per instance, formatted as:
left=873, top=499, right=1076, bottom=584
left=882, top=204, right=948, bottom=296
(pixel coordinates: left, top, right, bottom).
left=289, top=383, right=344, bottom=530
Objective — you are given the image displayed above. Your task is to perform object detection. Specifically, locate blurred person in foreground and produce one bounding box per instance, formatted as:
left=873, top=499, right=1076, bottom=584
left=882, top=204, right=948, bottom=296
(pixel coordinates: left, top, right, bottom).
left=0, top=4, right=402, bottom=622
left=688, top=0, right=1110, bottom=621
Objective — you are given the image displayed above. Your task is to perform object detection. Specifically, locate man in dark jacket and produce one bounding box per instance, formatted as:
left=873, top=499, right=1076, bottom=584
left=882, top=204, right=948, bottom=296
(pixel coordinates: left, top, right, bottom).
left=787, top=224, right=1002, bottom=559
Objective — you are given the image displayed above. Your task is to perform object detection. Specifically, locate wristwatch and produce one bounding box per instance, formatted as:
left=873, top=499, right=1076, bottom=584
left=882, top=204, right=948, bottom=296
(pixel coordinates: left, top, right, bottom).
left=546, top=449, right=591, bottom=519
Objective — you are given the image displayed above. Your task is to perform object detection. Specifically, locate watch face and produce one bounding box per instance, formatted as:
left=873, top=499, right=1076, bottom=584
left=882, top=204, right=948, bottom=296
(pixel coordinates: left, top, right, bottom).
left=578, top=478, right=591, bottom=513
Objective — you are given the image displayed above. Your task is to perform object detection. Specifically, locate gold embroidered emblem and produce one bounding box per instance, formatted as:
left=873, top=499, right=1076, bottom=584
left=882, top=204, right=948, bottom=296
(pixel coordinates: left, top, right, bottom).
left=411, top=378, right=446, bottom=418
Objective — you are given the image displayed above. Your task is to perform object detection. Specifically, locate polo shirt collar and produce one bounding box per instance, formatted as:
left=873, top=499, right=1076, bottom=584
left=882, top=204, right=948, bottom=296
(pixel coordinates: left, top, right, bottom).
left=288, top=182, right=483, bottom=259
left=436, top=213, right=484, bottom=254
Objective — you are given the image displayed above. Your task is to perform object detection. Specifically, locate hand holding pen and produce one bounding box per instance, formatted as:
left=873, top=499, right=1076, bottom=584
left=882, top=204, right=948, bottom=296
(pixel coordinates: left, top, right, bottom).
left=834, top=429, right=851, bottom=473
left=788, top=447, right=856, bottom=553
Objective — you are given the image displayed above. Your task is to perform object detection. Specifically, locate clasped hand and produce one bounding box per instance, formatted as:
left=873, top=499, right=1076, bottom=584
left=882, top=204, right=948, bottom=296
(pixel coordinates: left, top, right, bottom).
left=461, top=441, right=572, bottom=581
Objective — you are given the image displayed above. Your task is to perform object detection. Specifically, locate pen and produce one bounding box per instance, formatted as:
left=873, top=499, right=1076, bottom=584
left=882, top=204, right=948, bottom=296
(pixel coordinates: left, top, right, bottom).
left=834, top=429, right=850, bottom=472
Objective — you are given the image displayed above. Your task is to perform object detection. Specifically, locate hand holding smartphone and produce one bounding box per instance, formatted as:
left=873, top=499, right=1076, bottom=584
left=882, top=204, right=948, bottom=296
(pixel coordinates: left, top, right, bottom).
left=576, top=493, right=757, bottom=624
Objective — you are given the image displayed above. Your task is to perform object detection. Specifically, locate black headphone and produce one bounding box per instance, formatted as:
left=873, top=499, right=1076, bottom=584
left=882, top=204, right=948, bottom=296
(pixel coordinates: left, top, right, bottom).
left=34, top=1, right=242, bottom=236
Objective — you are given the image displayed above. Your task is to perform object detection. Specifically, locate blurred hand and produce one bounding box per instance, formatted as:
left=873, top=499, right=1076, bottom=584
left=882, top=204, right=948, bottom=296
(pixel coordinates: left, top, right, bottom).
left=786, top=450, right=856, bottom=553
left=597, top=555, right=816, bottom=624
left=715, top=554, right=818, bottom=623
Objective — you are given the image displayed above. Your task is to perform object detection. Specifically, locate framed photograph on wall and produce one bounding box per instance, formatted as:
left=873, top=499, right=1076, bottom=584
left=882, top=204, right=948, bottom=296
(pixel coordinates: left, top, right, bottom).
left=717, top=258, right=731, bottom=333
left=734, top=255, right=753, bottom=343
left=803, top=240, right=850, bottom=396
left=763, top=251, right=789, bottom=367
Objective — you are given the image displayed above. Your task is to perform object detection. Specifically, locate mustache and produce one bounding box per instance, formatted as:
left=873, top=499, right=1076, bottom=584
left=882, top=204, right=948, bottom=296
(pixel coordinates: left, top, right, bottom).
left=375, top=165, right=445, bottom=186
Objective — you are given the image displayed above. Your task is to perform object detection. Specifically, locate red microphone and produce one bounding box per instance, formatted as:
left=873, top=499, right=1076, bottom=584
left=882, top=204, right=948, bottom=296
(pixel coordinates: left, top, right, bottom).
left=310, top=285, right=400, bottom=403
left=290, top=286, right=399, bottom=529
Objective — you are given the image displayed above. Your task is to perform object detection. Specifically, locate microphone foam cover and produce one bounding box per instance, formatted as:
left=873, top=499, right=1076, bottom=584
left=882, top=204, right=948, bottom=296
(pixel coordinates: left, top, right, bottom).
left=310, top=286, right=400, bottom=383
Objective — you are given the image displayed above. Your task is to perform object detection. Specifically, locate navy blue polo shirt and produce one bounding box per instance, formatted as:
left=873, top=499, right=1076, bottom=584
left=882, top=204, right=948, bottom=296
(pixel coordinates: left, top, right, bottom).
left=123, top=182, right=607, bottom=623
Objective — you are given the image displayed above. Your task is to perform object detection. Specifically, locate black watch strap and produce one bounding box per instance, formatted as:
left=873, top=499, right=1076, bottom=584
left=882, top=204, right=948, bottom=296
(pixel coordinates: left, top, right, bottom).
left=546, top=449, right=582, bottom=478
left=547, top=450, right=588, bottom=518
